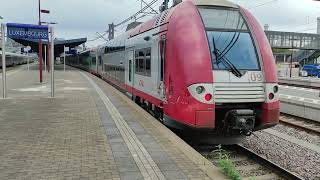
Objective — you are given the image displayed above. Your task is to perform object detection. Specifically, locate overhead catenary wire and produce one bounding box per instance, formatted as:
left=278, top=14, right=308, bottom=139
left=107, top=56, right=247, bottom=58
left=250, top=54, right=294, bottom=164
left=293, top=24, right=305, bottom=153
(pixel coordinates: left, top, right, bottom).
left=293, top=27, right=317, bottom=33
left=238, top=0, right=318, bottom=34
left=231, top=0, right=278, bottom=9
left=247, top=0, right=278, bottom=10
left=90, top=0, right=280, bottom=43
left=271, top=21, right=317, bottom=32
left=87, top=32, right=108, bottom=42
left=88, top=0, right=160, bottom=42
left=217, top=23, right=245, bottom=60
left=139, top=0, right=158, bottom=14
left=215, top=14, right=244, bottom=60
left=114, top=0, right=159, bottom=27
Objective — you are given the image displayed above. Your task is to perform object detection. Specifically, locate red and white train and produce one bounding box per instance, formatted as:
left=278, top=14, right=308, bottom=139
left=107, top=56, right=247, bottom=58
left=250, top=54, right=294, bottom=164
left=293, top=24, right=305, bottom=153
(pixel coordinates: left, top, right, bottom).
left=69, top=0, right=279, bottom=138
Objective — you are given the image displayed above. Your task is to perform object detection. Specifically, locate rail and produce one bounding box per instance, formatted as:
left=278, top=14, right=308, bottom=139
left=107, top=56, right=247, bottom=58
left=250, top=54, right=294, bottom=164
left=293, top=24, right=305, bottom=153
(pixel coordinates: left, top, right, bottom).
left=235, top=145, right=303, bottom=180
left=279, top=77, right=320, bottom=89
left=196, top=144, right=303, bottom=180
left=280, top=114, right=320, bottom=135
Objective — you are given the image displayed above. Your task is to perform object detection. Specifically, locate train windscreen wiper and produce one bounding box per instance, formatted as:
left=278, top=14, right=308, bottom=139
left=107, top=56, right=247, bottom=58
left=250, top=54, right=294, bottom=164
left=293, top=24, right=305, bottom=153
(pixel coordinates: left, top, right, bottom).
left=212, top=37, right=243, bottom=78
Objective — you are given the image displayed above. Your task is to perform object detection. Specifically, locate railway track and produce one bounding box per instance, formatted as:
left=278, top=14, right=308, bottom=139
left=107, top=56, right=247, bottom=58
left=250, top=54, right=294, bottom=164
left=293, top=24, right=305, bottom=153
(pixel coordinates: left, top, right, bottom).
left=280, top=114, right=320, bottom=135
left=196, top=144, right=303, bottom=180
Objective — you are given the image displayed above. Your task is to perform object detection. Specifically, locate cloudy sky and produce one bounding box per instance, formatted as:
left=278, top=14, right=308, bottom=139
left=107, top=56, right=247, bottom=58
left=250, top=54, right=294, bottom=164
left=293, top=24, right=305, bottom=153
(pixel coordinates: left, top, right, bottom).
left=1, top=0, right=320, bottom=47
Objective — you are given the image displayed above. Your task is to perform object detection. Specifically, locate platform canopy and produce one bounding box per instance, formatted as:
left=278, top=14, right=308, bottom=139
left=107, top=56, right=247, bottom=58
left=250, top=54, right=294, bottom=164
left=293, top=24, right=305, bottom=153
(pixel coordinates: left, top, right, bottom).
left=10, top=37, right=87, bottom=57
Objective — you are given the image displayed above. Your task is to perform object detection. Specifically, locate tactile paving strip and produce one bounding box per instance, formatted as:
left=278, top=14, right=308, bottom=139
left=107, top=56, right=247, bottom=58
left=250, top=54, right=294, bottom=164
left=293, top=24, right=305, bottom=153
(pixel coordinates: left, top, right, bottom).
left=81, top=71, right=166, bottom=180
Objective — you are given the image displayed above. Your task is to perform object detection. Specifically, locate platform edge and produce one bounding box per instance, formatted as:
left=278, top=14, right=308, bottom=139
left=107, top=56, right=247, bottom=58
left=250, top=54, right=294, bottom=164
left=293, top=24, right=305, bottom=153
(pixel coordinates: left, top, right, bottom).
left=86, top=73, right=227, bottom=180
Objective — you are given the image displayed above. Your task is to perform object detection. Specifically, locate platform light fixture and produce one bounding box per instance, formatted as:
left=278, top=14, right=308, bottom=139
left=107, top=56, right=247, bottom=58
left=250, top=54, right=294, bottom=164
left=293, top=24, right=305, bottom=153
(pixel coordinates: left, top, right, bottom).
left=40, top=9, right=50, bottom=14
left=40, top=22, right=57, bottom=73
left=41, top=22, right=58, bottom=25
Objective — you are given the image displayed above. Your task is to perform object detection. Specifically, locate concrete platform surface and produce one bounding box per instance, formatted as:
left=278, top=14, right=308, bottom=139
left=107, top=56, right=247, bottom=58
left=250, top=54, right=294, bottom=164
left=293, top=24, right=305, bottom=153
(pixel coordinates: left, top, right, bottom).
left=0, top=65, right=225, bottom=180
left=279, top=77, right=320, bottom=88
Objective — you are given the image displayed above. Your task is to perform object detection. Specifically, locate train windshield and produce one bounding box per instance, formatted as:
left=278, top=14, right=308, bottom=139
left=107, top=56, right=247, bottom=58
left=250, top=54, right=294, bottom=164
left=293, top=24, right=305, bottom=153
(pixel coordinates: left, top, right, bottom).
left=198, top=8, right=260, bottom=71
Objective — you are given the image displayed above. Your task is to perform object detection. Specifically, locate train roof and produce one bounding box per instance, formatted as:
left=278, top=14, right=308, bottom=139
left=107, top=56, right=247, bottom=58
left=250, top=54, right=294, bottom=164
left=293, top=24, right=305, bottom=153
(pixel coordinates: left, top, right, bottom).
left=96, top=0, right=239, bottom=49
left=191, top=0, right=238, bottom=8
left=0, top=51, right=30, bottom=57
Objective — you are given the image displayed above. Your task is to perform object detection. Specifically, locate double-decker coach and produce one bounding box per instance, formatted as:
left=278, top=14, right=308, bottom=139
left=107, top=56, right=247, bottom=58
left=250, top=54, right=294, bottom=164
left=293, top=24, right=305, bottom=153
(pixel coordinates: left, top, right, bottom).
left=73, top=0, right=279, bottom=140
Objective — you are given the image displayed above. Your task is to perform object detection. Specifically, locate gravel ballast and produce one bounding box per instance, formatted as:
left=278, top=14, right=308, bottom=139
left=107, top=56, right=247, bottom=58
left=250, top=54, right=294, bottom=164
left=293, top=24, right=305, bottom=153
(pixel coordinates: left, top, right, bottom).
left=242, top=130, right=320, bottom=180
left=273, top=124, right=320, bottom=146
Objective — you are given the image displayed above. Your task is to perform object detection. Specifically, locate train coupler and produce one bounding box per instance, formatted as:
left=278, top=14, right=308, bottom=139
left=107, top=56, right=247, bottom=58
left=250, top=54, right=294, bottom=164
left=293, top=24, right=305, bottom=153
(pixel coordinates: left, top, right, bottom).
left=226, top=109, right=255, bottom=136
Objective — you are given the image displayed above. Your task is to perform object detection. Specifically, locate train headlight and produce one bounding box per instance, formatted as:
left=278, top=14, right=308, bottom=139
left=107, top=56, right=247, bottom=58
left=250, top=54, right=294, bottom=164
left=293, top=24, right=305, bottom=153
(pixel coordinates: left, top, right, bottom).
left=196, top=86, right=205, bottom=94
left=273, top=85, right=279, bottom=93
left=187, top=84, right=214, bottom=104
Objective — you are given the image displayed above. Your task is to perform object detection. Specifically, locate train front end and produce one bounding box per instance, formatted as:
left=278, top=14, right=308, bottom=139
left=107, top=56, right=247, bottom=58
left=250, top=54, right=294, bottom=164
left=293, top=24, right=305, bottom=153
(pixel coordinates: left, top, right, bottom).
left=164, top=0, right=279, bottom=137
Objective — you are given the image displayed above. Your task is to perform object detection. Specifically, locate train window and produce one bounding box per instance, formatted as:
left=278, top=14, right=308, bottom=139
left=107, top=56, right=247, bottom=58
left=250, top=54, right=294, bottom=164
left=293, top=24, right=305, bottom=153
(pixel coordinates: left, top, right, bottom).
left=134, top=48, right=152, bottom=76
left=129, top=60, right=132, bottom=82
left=198, top=8, right=248, bottom=31
left=198, top=8, right=260, bottom=71
left=99, top=56, right=102, bottom=65
left=160, top=37, right=166, bottom=81
left=135, top=50, right=144, bottom=74
left=138, top=58, right=144, bottom=72
left=145, top=48, right=151, bottom=57
left=145, top=58, right=151, bottom=76
left=135, top=59, right=139, bottom=72
left=207, top=31, right=260, bottom=70
left=145, top=48, right=151, bottom=76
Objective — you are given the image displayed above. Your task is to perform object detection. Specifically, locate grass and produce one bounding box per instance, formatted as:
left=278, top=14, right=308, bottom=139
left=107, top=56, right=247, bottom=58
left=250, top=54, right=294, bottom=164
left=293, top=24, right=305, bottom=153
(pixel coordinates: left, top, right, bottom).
left=212, top=145, right=242, bottom=180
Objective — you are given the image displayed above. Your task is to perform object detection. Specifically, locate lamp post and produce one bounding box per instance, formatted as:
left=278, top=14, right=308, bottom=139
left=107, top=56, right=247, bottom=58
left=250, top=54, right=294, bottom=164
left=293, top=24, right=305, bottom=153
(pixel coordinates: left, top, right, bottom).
left=38, top=0, right=43, bottom=83
left=1, top=24, right=6, bottom=98
left=1, top=16, right=6, bottom=98
left=64, top=46, right=67, bottom=72
left=38, top=0, right=50, bottom=83
left=50, top=26, right=55, bottom=97
left=41, top=22, right=57, bottom=73
left=0, top=16, right=3, bottom=49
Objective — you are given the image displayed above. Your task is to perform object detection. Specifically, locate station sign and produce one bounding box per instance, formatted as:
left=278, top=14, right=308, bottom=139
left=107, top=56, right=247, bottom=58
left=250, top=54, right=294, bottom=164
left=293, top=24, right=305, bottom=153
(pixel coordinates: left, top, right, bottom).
left=6, top=23, right=49, bottom=40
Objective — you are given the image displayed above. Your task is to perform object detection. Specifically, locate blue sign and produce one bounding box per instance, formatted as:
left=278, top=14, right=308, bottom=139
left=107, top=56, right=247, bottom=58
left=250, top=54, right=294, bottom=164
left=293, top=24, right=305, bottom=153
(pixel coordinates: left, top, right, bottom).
left=66, top=49, right=77, bottom=56
left=7, top=23, right=49, bottom=40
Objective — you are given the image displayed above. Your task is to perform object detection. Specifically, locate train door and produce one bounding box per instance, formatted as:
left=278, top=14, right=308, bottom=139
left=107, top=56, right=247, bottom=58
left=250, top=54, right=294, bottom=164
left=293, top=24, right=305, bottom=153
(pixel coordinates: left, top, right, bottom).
left=158, top=35, right=166, bottom=100
left=95, top=51, right=98, bottom=73
left=126, top=50, right=134, bottom=96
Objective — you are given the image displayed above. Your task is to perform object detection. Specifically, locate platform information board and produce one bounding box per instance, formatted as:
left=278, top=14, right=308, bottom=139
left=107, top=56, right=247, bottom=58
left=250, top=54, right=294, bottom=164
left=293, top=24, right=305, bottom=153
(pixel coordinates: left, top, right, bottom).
left=6, top=23, right=48, bottom=40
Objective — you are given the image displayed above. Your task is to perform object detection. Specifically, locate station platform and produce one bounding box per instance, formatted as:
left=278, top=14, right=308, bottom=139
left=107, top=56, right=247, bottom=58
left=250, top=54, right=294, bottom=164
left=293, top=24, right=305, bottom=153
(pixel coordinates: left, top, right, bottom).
left=0, top=65, right=225, bottom=180
left=279, top=76, right=320, bottom=88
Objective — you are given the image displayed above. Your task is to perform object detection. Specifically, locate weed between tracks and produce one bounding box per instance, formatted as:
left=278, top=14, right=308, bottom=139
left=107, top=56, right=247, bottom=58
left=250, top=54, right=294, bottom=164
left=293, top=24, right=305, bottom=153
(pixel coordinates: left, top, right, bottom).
left=212, top=145, right=242, bottom=180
